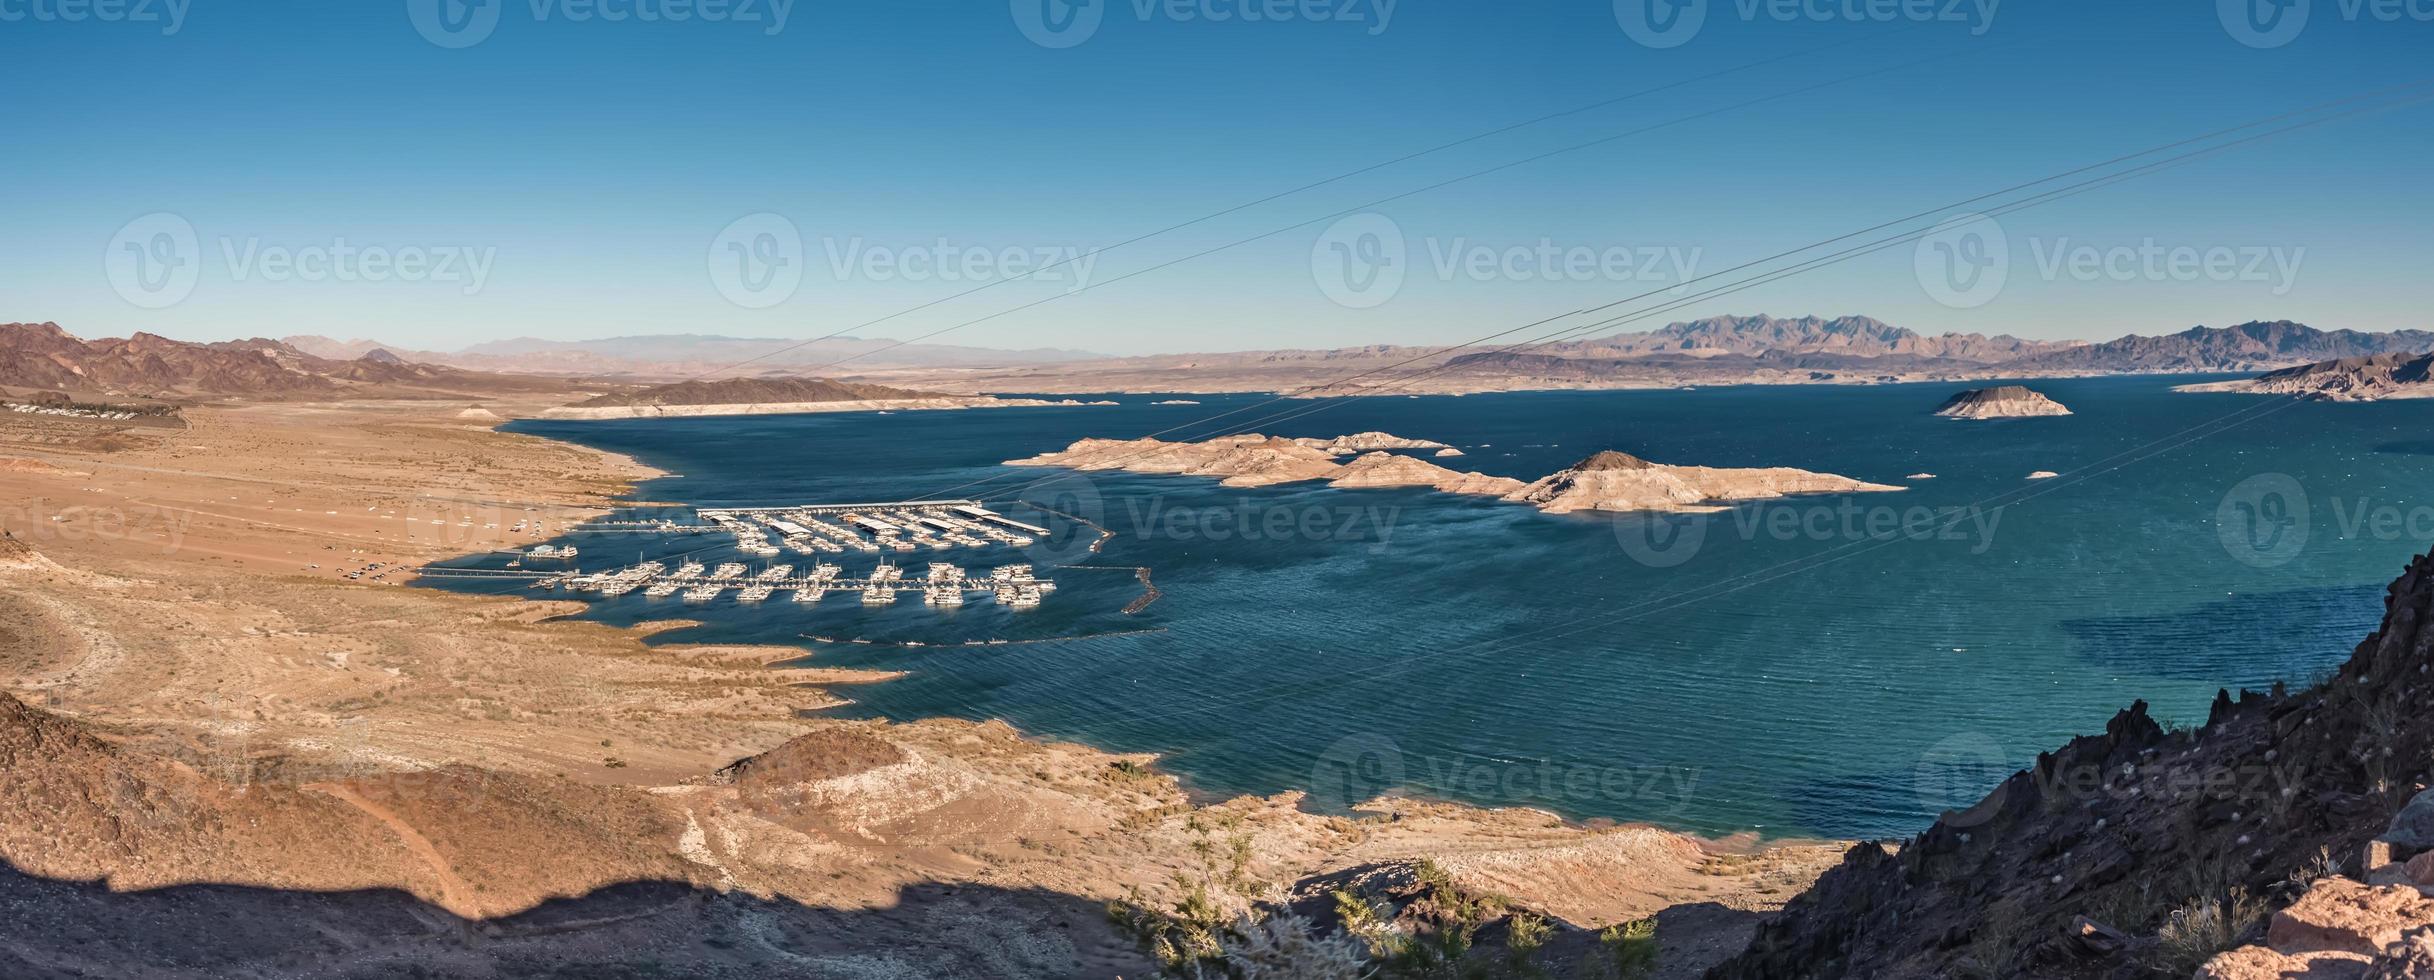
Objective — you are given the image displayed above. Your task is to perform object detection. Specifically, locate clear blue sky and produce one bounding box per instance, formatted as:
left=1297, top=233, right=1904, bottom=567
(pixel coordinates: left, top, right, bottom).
left=3, top=0, right=2429, bottom=355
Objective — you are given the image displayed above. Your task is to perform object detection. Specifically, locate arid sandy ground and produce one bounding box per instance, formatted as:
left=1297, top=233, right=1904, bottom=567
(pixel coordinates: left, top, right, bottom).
left=0, top=395, right=1842, bottom=977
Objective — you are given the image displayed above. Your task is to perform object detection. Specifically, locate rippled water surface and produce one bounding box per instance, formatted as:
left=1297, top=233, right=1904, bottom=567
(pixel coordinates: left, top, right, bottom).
left=430, top=378, right=2434, bottom=838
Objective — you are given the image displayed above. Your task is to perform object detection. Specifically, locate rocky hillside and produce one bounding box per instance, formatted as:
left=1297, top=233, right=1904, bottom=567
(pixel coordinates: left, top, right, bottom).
left=1570, top=315, right=2072, bottom=362
left=284, top=332, right=1100, bottom=378
left=0, top=322, right=563, bottom=399
left=1712, top=546, right=2434, bottom=979
left=2004, top=321, right=2434, bottom=375
left=2177, top=352, right=2434, bottom=402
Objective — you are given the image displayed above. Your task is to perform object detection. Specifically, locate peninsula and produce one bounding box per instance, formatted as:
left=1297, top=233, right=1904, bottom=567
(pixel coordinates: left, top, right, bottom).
left=2175, top=351, right=2434, bottom=401
left=540, top=376, right=1108, bottom=420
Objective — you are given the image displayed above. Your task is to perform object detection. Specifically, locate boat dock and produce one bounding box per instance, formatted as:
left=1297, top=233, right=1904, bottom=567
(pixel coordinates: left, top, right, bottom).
left=419, top=560, right=1055, bottom=608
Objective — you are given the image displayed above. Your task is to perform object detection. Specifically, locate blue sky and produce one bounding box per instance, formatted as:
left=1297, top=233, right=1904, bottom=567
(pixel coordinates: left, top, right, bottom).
left=3, top=0, right=2430, bottom=355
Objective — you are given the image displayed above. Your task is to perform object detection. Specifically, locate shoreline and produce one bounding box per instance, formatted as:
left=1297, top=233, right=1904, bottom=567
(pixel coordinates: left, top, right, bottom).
left=496, top=412, right=1858, bottom=841
left=0, top=392, right=1851, bottom=975
left=537, top=395, right=1117, bottom=421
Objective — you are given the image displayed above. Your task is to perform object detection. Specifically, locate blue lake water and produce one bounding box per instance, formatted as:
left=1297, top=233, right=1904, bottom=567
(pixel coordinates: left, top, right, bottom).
left=430, top=378, right=2434, bottom=839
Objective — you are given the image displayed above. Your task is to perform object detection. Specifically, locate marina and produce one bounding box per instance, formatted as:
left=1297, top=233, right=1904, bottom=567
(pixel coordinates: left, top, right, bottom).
left=419, top=559, right=1058, bottom=609
left=417, top=500, right=1070, bottom=614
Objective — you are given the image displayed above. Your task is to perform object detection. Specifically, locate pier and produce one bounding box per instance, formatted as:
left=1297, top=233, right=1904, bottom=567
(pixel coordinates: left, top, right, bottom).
left=421, top=500, right=1072, bottom=612
left=415, top=560, right=1055, bottom=607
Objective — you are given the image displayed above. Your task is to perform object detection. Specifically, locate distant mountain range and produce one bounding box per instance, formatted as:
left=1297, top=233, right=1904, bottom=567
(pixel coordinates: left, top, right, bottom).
left=13, top=316, right=2432, bottom=404
left=2000, top=320, right=2434, bottom=373
left=566, top=376, right=937, bottom=409
left=0, top=322, right=563, bottom=400
left=280, top=333, right=1102, bottom=379
left=1554, top=314, right=2076, bottom=362
left=1434, top=317, right=2434, bottom=386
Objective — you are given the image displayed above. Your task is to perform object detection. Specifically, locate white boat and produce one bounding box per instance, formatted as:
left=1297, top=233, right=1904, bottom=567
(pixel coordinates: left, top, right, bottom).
left=683, top=583, right=723, bottom=602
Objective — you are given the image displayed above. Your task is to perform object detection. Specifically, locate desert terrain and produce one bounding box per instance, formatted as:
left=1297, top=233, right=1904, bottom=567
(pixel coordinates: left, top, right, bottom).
left=0, top=390, right=1843, bottom=977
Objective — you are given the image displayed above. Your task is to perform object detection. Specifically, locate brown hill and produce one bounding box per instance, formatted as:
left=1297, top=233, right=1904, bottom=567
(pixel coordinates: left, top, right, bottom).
left=0, top=322, right=568, bottom=400
left=2179, top=352, right=2434, bottom=402
left=1933, top=385, right=2071, bottom=418
left=2005, top=321, right=2434, bottom=375
left=1575, top=314, right=2072, bottom=362
left=1713, top=546, right=2434, bottom=979
left=568, top=375, right=941, bottom=409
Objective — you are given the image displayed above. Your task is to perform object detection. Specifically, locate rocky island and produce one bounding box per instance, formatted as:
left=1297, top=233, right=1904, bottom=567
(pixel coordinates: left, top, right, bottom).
left=1933, top=384, right=2072, bottom=419
left=2176, top=351, right=2434, bottom=401
left=1006, top=433, right=1515, bottom=491
left=1505, top=449, right=1905, bottom=514
left=1010, top=436, right=1902, bottom=514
